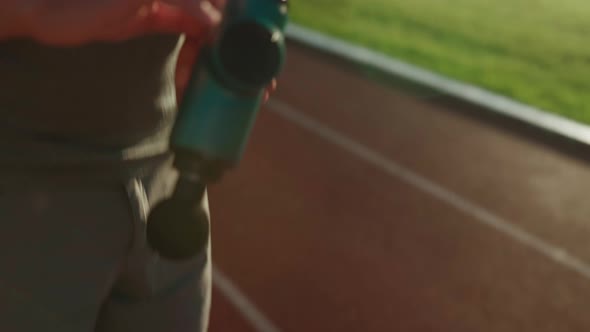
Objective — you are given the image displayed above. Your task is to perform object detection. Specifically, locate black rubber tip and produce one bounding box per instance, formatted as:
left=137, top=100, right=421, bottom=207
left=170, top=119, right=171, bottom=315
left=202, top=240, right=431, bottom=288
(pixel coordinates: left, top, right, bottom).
left=146, top=198, right=210, bottom=261
left=217, top=21, right=282, bottom=88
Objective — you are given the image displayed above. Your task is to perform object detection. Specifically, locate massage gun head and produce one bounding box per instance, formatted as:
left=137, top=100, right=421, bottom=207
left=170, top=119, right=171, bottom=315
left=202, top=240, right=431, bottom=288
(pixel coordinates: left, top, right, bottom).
left=146, top=198, right=210, bottom=261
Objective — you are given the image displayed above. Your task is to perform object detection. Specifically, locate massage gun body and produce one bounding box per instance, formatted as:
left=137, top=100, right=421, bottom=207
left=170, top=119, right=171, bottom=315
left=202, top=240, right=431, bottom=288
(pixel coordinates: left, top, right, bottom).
left=146, top=0, right=289, bottom=260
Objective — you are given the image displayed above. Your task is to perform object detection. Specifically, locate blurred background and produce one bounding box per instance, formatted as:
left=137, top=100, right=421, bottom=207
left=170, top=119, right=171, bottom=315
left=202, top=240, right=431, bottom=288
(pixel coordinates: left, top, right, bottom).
left=208, top=1, right=590, bottom=331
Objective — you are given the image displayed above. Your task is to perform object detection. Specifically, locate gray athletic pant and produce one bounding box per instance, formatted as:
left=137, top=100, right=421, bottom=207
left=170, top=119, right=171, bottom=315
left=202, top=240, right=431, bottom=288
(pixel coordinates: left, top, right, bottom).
left=0, top=155, right=211, bottom=331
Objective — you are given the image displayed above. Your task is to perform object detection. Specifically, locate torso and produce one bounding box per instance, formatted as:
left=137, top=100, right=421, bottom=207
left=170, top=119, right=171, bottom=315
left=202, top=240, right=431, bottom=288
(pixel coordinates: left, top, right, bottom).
left=0, top=34, right=183, bottom=169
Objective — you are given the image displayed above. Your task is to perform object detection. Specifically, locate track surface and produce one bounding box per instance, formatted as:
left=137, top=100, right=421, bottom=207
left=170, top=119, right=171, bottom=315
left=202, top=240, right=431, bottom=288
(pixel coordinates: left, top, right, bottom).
left=207, top=44, right=590, bottom=332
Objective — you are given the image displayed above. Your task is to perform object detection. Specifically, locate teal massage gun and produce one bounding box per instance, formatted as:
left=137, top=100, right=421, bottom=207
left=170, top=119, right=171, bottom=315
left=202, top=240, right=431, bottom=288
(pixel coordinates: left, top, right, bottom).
left=146, top=0, right=289, bottom=260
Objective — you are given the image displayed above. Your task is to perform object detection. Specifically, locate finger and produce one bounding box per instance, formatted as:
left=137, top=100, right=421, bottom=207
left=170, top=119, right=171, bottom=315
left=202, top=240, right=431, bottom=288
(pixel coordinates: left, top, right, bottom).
left=209, top=0, right=227, bottom=10
left=72, top=0, right=154, bottom=43
left=109, top=1, right=212, bottom=41
left=160, top=0, right=222, bottom=26
left=149, top=2, right=214, bottom=37
left=270, top=78, right=277, bottom=92
left=263, top=90, right=270, bottom=104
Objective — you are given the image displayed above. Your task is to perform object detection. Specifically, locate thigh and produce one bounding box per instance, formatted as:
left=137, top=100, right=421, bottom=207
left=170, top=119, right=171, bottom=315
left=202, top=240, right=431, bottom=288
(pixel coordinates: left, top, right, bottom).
left=0, top=179, right=133, bottom=332
left=95, top=244, right=212, bottom=332
left=96, top=159, right=212, bottom=332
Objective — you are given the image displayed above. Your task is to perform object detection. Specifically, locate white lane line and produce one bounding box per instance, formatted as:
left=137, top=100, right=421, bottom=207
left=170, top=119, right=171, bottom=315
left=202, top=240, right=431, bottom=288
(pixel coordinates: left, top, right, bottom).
left=212, top=266, right=283, bottom=332
left=267, top=98, right=590, bottom=280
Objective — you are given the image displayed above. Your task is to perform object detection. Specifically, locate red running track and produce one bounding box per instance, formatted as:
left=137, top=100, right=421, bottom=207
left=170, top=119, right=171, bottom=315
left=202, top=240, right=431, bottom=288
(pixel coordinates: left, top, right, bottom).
left=207, top=44, right=590, bottom=332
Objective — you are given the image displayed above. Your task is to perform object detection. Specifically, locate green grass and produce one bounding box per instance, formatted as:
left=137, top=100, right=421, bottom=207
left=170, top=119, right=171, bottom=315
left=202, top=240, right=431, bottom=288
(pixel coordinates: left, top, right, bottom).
left=290, top=0, right=590, bottom=124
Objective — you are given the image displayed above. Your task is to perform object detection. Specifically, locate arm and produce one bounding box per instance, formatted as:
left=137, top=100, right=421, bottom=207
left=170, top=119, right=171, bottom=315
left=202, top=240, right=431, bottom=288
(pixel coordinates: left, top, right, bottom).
left=0, top=1, right=224, bottom=45
left=0, top=2, right=31, bottom=40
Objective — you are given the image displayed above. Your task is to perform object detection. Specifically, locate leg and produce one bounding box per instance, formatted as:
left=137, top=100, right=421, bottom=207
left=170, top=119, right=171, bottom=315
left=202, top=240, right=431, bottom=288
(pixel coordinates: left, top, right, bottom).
left=96, top=158, right=212, bottom=332
left=0, top=177, right=133, bottom=331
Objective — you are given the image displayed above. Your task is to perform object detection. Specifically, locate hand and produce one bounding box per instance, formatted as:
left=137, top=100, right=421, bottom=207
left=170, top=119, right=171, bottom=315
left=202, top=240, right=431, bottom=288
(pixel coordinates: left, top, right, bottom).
left=175, top=37, right=279, bottom=103
left=20, top=0, right=225, bottom=45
